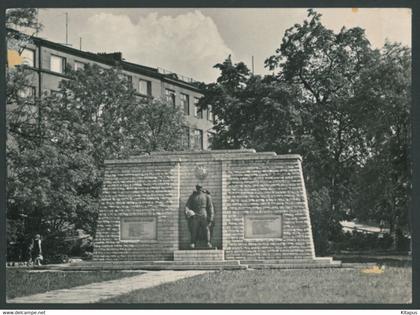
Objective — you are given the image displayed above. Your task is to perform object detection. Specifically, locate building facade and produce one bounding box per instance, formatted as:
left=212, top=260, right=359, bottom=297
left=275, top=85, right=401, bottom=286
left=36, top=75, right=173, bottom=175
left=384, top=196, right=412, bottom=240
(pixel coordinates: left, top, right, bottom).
left=8, top=34, right=214, bottom=150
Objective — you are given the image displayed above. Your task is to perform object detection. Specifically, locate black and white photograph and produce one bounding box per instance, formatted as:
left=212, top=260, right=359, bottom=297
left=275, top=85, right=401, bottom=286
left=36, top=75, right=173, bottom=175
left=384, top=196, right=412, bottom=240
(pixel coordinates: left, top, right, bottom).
left=3, top=4, right=415, bottom=308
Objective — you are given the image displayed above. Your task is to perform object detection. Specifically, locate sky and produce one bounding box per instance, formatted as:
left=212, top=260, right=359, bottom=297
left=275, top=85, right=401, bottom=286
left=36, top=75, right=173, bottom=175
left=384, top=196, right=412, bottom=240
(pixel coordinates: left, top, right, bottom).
left=36, top=8, right=411, bottom=83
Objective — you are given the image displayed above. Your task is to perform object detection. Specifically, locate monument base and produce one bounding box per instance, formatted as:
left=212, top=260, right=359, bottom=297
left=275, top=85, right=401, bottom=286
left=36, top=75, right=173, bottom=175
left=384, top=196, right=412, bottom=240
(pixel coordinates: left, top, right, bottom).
left=174, top=249, right=224, bottom=262
left=29, top=257, right=341, bottom=271
left=241, top=257, right=341, bottom=269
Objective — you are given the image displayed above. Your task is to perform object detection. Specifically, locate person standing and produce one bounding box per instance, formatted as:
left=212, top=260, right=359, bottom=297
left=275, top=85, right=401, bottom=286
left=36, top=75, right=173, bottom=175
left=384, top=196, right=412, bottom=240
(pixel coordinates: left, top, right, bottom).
left=29, top=234, right=43, bottom=266
left=185, top=185, right=214, bottom=249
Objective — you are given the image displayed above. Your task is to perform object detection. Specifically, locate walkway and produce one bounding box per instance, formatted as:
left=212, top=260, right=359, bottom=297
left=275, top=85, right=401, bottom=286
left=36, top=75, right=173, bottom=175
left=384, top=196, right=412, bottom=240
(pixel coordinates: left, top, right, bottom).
left=7, top=270, right=210, bottom=304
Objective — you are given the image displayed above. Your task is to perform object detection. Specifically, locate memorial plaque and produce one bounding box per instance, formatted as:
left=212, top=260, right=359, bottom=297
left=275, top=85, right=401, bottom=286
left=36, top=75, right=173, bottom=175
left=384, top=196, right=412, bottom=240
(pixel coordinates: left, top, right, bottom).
left=120, top=216, right=157, bottom=240
left=244, top=215, right=282, bottom=238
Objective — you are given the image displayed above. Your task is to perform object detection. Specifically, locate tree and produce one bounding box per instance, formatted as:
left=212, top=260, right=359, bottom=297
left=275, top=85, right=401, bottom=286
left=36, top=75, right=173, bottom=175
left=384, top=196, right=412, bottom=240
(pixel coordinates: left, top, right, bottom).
left=6, top=66, right=111, bottom=259
left=6, top=10, right=189, bottom=260
left=349, top=42, right=411, bottom=249
left=46, top=64, right=187, bottom=160
left=129, top=97, right=187, bottom=153
left=7, top=62, right=187, bottom=260
left=6, top=8, right=42, bottom=53
left=197, top=56, right=252, bottom=149
left=46, top=64, right=139, bottom=163
left=199, top=56, right=303, bottom=153
left=265, top=9, right=378, bottom=217
left=200, top=9, right=411, bottom=252
left=6, top=8, right=44, bottom=261
left=43, top=65, right=186, bottom=232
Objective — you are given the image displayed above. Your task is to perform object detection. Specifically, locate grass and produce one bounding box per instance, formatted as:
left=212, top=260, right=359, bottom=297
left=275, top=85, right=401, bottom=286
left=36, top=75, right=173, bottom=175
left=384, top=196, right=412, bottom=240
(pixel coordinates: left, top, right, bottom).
left=102, top=266, right=412, bottom=304
left=6, top=269, right=143, bottom=299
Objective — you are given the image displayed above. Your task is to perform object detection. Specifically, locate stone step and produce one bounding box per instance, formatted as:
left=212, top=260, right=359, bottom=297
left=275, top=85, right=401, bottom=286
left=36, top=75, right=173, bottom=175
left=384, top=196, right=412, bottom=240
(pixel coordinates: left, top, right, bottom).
left=174, top=255, right=225, bottom=261
left=36, top=263, right=246, bottom=271
left=81, top=260, right=240, bottom=266
left=174, top=250, right=224, bottom=262
left=174, top=250, right=224, bottom=254
left=33, top=259, right=342, bottom=271
left=240, top=257, right=334, bottom=265
left=248, top=261, right=342, bottom=269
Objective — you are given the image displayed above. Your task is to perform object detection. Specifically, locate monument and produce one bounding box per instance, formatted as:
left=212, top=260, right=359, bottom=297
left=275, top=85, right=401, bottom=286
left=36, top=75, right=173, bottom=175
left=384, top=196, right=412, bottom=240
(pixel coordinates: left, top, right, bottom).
left=184, top=184, right=214, bottom=249
left=93, top=150, right=340, bottom=269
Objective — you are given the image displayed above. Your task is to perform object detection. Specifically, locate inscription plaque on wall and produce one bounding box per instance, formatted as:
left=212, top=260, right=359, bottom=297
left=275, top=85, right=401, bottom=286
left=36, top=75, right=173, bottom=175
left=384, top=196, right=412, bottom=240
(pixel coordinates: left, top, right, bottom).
left=244, top=215, right=283, bottom=239
left=120, top=216, right=157, bottom=240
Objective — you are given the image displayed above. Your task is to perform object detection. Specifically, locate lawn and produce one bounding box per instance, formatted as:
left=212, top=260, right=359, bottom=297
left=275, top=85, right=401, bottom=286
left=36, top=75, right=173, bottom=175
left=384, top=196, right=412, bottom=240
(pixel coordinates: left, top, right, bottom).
left=102, top=266, right=412, bottom=304
left=6, top=269, right=143, bottom=299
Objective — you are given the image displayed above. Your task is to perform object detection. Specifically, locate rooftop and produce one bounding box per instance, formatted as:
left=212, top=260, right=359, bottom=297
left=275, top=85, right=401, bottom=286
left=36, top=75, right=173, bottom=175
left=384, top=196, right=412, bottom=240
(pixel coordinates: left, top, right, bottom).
left=8, top=28, right=202, bottom=91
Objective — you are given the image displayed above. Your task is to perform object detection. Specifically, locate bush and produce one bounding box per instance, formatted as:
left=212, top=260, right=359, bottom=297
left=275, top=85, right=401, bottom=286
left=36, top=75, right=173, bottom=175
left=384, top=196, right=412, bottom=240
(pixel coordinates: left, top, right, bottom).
left=69, top=235, right=93, bottom=257
left=42, top=231, right=73, bottom=262
left=332, top=231, right=396, bottom=252
left=82, top=251, right=93, bottom=260
left=309, top=187, right=343, bottom=256
left=44, top=254, right=69, bottom=264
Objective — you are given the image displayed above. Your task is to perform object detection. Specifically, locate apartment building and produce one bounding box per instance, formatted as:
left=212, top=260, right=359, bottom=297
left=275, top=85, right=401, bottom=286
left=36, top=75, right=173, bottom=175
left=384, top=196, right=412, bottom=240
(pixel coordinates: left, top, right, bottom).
left=8, top=33, right=214, bottom=150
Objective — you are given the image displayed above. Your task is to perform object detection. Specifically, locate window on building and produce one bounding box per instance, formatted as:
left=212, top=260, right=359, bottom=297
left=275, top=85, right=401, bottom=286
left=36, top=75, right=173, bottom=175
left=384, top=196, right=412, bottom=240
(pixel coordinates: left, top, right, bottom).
left=194, top=97, right=202, bottom=118
left=21, top=48, right=35, bottom=67
left=50, top=55, right=65, bottom=73
left=181, top=126, right=190, bottom=149
left=138, top=80, right=151, bottom=96
left=191, top=129, right=203, bottom=150
left=207, top=105, right=213, bottom=122
left=165, top=89, right=176, bottom=106
left=74, top=61, right=85, bottom=71
left=207, top=130, right=215, bottom=148
left=180, top=93, right=190, bottom=115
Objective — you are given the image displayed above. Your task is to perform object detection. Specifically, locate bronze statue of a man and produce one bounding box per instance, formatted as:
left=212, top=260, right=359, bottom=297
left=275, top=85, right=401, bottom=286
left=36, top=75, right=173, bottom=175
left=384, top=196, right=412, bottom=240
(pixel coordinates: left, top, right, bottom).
left=185, top=184, right=214, bottom=249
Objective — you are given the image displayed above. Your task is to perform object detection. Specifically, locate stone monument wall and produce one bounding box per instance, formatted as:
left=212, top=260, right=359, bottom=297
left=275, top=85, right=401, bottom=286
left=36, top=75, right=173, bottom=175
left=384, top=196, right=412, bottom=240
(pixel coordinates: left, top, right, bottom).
left=94, top=161, right=179, bottom=261
left=93, top=150, right=316, bottom=261
left=222, top=158, right=315, bottom=260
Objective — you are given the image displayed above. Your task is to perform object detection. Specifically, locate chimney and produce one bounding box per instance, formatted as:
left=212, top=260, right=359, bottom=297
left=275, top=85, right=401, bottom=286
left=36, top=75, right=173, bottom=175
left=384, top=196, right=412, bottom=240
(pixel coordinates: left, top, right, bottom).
left=97, top=52, right=123, bottom=61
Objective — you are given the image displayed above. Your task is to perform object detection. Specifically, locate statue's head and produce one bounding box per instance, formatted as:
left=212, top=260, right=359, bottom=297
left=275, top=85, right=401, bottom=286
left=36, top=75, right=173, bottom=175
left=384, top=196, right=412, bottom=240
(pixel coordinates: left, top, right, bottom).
left=196, top=184, right=203, bottom=192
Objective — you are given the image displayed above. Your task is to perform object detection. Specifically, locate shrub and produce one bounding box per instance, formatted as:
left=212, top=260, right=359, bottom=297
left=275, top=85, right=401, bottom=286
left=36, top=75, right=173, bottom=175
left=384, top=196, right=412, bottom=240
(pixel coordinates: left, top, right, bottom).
left=332, top=231, right=397, bottom=252
left=69, top=235, right=93, bottom=257
left=42, top=231, right=73, bottom=261
left=44, top=254, right=69, bottom=264
left=309, top=187, right=343, bottom=256
left=82, top=251, right=93, bottom=260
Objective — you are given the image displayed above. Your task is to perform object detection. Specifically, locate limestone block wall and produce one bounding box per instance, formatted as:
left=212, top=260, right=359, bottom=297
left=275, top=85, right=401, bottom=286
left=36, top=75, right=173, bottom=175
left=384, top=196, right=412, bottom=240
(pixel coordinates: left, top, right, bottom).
left=222, top=157, right=315, bottom=260
left=94, top=161, right=179, bottom=261
left=93, top=150, right=316, bottom=262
